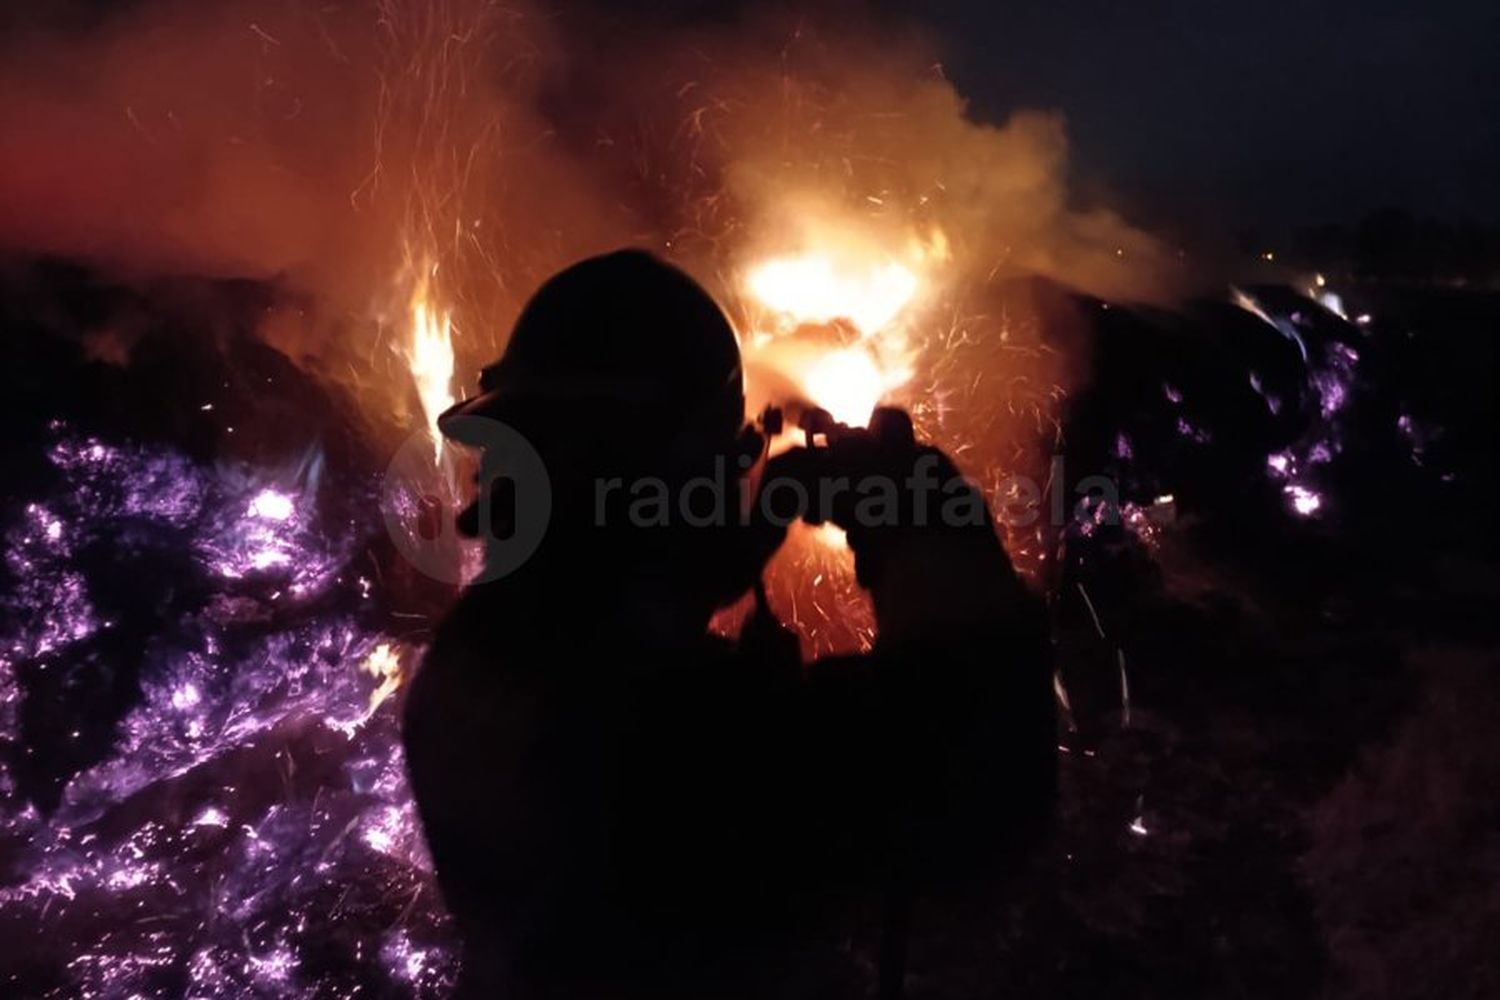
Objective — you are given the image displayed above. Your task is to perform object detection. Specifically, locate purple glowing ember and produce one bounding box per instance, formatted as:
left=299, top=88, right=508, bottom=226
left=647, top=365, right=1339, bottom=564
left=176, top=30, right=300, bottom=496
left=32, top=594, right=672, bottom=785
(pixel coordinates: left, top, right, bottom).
left=0, top=427, right=458, bottom=997
left=1285, top=484, right=1324, bottom=517
left=1235, top=283, right=1367, bottom=520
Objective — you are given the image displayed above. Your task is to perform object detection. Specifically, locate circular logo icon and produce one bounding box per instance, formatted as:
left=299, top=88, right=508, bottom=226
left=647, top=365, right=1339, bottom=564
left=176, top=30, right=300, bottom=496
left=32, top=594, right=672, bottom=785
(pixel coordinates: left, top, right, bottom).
left=380, top=416, right=551, bottom=584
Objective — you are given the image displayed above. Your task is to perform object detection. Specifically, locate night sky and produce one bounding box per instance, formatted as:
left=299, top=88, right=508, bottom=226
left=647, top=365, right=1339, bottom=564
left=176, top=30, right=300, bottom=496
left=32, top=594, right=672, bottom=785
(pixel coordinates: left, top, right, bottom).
left=923, top=0, right=1500, bottom=233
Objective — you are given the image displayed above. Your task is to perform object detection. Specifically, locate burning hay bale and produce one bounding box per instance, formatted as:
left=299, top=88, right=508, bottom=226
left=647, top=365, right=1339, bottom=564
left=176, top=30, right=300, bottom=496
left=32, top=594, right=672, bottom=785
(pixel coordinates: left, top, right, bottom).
left=0, top=266, right=460, bottom=996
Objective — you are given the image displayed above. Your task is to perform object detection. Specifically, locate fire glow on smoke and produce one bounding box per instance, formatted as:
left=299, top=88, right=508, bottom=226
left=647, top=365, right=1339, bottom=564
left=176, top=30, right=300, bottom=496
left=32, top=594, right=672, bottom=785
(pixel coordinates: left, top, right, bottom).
left=0, top=0, right=1174, bottom=657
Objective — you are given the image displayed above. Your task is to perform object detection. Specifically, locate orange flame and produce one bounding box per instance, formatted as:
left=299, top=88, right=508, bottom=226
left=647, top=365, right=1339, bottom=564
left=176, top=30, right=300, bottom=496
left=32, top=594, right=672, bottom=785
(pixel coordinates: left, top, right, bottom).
left=360, top=641, right=406, bottom=715
left=403, top=263, right=457, bottom=462
left=745, top=253, right=919, bottom=336
left=727, top=230, right=944, bottom=658
left=740, top=233, right=937, bottom=428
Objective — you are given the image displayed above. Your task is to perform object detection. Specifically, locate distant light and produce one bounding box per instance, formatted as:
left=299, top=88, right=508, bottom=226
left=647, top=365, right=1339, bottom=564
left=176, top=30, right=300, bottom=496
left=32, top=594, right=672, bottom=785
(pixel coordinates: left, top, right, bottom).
left=1262, top=251, right=1276, bottom=262
left=1314, top=273, right=1327, bottom=288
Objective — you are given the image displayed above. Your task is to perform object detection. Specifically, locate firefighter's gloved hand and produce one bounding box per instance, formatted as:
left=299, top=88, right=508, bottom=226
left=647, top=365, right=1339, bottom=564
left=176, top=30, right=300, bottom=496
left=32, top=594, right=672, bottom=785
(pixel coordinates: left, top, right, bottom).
left=710, top=424, right=792, bottom=605
left=763, top=407, right=1031, bottom=646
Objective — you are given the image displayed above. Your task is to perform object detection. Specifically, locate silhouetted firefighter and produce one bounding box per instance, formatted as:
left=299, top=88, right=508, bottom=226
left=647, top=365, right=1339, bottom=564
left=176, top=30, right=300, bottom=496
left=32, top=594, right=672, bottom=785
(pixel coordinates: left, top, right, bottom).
left=403, top=250, right=1056, bottom=998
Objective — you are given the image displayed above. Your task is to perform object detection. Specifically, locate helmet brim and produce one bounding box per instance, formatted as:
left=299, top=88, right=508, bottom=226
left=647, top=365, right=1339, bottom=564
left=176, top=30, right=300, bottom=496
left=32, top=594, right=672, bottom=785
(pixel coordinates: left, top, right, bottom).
left=436, top=391, right=511, bottom=445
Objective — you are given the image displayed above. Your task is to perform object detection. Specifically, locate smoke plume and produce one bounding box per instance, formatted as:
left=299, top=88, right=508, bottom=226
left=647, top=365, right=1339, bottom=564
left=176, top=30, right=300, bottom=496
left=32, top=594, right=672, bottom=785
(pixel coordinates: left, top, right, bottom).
left=0, top=0, right=1180, bottom=360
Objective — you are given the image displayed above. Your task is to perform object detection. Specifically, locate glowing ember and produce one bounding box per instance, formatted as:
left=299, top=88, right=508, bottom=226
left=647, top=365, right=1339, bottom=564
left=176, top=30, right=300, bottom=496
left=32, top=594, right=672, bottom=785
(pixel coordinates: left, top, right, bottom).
left=247, top=488, right=294, bottom=522
left=1285, top=483, right=1323, bottom=517
left=812, top=523, right=849, bottom=549
left=360, top=641, right=406, bottom=716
